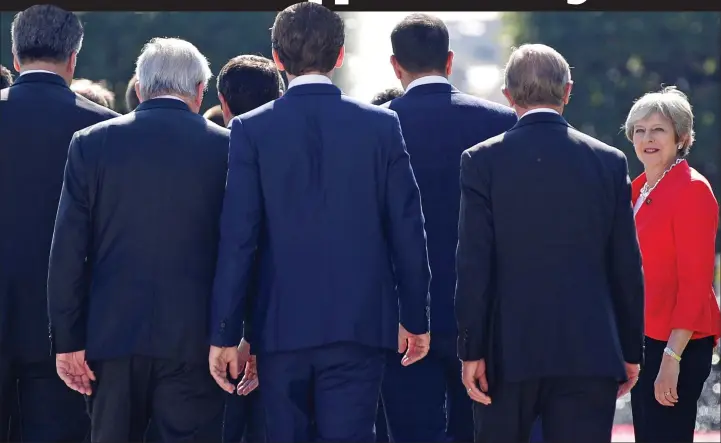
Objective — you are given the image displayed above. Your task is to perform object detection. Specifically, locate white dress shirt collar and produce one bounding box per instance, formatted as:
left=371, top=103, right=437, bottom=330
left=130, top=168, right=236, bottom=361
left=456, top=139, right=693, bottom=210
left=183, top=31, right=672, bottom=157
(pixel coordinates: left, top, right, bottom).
left=152, top=95, right=186, bottom=102
left=406, top=75, right=450, bottom=92
left=520, top=107, right=559, bottom=119
left=19, top=69, right=59, bottom=77
left=287, top=74, right=333, bottom=89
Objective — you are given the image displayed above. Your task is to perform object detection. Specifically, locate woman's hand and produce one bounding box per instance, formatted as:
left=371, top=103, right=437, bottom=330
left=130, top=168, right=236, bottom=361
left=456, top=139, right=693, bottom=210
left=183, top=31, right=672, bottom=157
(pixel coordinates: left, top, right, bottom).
left=654, top=355, right=680, bottom=406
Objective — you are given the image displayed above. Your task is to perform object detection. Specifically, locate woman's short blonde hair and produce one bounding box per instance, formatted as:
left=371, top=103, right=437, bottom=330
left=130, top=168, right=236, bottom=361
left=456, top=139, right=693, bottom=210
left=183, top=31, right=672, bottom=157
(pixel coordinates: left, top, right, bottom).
left=624, top=86, right=695, bottom=157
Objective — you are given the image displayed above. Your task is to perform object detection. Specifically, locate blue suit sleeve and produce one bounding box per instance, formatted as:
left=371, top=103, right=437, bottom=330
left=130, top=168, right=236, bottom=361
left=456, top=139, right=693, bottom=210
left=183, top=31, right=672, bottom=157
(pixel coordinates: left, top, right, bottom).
left=384, top=113, right=431, bottom=335
left=47, top=132, right=92, bottom=354
left=455, top=149, right=494, bottom=361
left=607, top=154, right=645, bottom=364
left=210, top=118, right=263, bottom=347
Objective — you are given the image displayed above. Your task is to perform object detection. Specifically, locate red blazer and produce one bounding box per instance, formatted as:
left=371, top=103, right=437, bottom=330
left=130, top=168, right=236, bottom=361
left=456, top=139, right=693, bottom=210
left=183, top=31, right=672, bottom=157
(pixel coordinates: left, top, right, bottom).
left=632, top=160, right=721, bottom=344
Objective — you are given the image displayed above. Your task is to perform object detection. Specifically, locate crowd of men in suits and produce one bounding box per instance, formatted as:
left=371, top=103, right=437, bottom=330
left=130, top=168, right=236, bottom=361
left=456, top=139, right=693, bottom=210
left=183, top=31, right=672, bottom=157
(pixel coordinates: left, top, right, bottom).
left=1, top=2, right=656, bottom=443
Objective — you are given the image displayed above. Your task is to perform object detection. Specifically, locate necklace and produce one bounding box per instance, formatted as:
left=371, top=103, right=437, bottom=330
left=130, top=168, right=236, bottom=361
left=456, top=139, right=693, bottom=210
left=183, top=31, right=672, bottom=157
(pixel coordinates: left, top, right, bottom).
left=639, top=158, right=684, bottom=202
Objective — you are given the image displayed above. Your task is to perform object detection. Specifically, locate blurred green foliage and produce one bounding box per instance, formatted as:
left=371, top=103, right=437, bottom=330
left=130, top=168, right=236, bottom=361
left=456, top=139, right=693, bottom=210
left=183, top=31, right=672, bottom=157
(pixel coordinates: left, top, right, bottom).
left=503, top=12, right=720, bottom=245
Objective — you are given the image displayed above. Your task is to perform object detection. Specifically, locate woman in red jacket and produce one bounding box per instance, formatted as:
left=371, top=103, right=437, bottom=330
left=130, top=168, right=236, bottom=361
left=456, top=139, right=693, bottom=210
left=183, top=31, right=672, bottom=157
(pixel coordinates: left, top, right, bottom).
left=625, top=86, right=721, bottom=443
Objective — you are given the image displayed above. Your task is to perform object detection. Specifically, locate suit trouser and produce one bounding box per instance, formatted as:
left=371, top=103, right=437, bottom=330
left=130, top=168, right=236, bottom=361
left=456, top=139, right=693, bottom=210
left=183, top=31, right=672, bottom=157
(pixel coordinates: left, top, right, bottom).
left=86, top=356, right=224, bottom=443
left=374, top=398, right=389, bottom=442
left=631, top=336, right=714, bottom=443
left=472, top=376, right=618, bottom=443
left=144, top=379, right=266, bottom=443
left=529, top=418, right=544, bottom=442
left=223, top=387, right=266, bottom=443
left=257, top=342, right=386, bottom=442
left=381, top=335, right=473, bottom=442
left=0, top=357, right=89, bottom=443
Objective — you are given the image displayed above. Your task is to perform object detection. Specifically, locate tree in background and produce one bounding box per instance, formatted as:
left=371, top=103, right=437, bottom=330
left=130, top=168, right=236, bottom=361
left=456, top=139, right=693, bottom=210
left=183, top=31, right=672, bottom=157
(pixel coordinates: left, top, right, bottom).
left=503, top=11, right=720, bottom=432
left=1, top=11, right=278, bottom=113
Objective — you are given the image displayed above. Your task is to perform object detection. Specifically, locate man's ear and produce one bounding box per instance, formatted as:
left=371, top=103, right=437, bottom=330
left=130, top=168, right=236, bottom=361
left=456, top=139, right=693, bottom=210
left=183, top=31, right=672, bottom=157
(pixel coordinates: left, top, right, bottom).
left=272, top=49, right=286, bottom=72
left=390, top=55, right=403, bottom=81
left=334, top=46, right=345, bottom=69
left=12, top=53, right=20, bottom=73
left=135, top=82, right=144, bottom=103
left=501, top=87, right=514, bottom=108
left=445, top=50, right=454, bottom=76
left=562, top=81, right=573, bottom=105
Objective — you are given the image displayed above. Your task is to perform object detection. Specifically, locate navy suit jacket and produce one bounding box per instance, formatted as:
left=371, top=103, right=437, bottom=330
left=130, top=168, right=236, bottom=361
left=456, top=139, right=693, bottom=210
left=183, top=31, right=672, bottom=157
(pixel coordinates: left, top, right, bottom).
left=0, top=73, right=119, bottom=362
left=210, top=82, right=431, bottom=354
left=455, top=112, right=645, bottom=383
left=385, top=83, right=517, bottom=338
left=47, top=98, right=230, bottom=364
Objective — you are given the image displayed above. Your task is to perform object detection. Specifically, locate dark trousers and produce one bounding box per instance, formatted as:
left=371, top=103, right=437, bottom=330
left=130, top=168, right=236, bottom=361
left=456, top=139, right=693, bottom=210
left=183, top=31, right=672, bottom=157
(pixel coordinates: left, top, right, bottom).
left=143, top=369, right=265, bottom=443
left=472, top=376, right=618, bottom=443
left=375, top=399, right=389, bottom=442
left=257, top=342, right=386, bottom=442
left=86, top=356, right=224, bottom=442
left=223, top=389, right=265, bottom=443
left=631, top=336, right=714, bottom=443
left=0, top=358, right=89, bottom=442
left=529, top=419, right=543, bottom=442
left=381, top=335, right=473, bottom=442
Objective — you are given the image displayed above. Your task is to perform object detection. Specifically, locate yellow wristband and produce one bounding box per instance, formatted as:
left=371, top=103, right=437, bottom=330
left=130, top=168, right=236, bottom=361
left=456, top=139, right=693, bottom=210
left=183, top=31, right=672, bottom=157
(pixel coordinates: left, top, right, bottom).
left=663, top=346, right=681, bottom=362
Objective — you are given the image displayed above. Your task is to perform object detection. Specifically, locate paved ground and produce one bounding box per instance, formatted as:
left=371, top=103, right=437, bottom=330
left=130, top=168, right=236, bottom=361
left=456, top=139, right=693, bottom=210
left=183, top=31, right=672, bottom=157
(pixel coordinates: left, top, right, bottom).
left=611, top=424, right=720, bottom=442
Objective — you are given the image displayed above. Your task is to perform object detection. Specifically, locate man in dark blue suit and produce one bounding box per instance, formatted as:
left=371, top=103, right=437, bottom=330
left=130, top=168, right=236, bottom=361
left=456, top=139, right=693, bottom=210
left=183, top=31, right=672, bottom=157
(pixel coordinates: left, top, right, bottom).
left=47, top=37, right=228, bottom=442
left=208, top=3, right=432, bottom=442
left=378, top=14, right=517, bottom=443
left=0, top=6, right=119, bottom=442
left=216, top=53, right=284, bottom=443
left=145, top=53, right=285, bottom=443
left=455, top=44, right=644, bottom=442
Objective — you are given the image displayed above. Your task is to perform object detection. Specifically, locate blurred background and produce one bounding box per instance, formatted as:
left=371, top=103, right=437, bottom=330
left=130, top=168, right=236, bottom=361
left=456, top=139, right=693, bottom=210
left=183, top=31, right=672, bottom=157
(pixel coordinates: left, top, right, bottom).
left=1, top=9, right=719, bottom=440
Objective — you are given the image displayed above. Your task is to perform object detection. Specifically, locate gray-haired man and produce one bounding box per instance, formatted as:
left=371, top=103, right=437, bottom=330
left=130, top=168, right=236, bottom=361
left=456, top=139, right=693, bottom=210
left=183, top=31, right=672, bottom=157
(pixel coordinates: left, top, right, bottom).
left=47, top=37, right=230, bottom=441
left=0, top=5, right=119, bottom=441
left=455, top=44, right=644, bottom=442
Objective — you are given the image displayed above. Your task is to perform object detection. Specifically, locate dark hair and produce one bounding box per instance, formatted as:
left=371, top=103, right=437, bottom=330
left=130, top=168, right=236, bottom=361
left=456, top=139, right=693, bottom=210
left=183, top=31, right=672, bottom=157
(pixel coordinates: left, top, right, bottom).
left=0, top=65, right=13, bottom=89
left=371, top=87, right=404, bottom=105
left=11, top=5, right=84, bottom=64
left=271, top=2, right=344, bottom=76
left=71, top=78, right=115, bottom=110
left=217, top=55, right=284, bottom=116
left=124, top=74, right=140, bottom=113
left=203, top=105, right=226, bottom=127
left=391, top=13, right=449, bottom=74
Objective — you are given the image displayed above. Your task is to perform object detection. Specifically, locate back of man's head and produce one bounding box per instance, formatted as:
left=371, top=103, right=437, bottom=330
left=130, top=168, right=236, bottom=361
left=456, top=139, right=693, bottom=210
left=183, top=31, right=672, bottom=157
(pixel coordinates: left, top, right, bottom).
left=503, top=44, right=572, bottom=109
left=0, top=65, right=13, bottom=89
left=217, top=54, right=284, bottom=118
left=371, top=87, right=404, bottom=106
left=271, top=2, right=345, bottom=76
left=71, top=78, right=116, bottom=110
left=391, top=13, right=449, bottom=74
left=124, top=74, right=140, bottom=113
left=135, top=37, right=212, bottom=112
left=11, top=5, right=84, bottom=67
